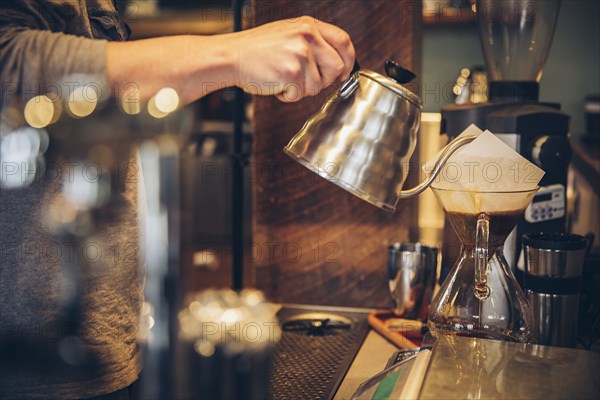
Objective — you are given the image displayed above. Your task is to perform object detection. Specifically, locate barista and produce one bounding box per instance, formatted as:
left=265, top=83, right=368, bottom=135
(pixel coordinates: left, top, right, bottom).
left=0, top=1, right=355, bottom=398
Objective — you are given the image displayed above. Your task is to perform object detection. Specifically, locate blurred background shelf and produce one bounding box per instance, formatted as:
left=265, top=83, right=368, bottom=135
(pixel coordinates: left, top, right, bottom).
left=423, top=0, right=476, bottom=26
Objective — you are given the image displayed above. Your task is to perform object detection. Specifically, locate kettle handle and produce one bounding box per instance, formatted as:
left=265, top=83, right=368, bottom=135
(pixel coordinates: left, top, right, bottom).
left=398, top=135, right=478, bottom=198
left=338, top=59, right=362, bottom=98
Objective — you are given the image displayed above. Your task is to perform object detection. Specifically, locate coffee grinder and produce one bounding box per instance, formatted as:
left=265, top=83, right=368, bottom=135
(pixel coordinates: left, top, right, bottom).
left=441, top=0, right=570, bottom=276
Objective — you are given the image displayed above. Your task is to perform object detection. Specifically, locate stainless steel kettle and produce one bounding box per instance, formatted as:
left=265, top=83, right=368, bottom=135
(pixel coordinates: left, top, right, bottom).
left=284, top=60, right=475, bottom=212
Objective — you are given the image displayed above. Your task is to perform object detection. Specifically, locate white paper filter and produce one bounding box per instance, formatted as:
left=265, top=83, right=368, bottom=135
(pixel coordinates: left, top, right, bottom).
left=424, top=124, right=545, bottom=213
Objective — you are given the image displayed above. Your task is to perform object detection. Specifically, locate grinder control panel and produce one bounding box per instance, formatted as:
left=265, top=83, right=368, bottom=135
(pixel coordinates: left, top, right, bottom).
left=524, top=184, right=565, bottom=223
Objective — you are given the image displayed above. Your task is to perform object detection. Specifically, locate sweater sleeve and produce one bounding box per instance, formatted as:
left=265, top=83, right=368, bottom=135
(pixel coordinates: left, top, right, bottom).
left=0, top=1, right=108, bottom=106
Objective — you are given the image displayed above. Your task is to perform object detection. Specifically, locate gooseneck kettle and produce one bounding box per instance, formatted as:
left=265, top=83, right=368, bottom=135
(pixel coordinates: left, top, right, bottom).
left=285, top=60, right=475, bottom=212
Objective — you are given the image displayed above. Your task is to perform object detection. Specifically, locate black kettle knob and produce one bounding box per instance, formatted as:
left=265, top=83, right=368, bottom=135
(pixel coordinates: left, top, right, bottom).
left=531, top=135, right=572, bottom=173
left=384, top=59, right=417, bottom=84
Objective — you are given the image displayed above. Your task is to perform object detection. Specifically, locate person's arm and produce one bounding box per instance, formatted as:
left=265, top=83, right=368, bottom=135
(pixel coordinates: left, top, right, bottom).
left=106, top=16, right=355, bottom=104
left=1, top=1, right=354, bottom=107
left=0, top=1, right=110, bottom=108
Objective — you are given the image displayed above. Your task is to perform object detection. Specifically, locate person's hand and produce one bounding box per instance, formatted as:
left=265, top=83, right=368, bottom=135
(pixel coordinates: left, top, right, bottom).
left=224, top=16, right=356, bottom=103
left=106, top=16, right=355, bottom=105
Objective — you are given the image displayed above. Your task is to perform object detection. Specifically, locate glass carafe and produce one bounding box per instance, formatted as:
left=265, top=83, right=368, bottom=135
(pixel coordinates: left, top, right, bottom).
left=427, top=188, right=537, bottom=343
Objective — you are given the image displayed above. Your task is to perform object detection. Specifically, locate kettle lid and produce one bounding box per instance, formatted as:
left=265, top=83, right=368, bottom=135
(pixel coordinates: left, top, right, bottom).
left=357, top=61, right=422, bottom=108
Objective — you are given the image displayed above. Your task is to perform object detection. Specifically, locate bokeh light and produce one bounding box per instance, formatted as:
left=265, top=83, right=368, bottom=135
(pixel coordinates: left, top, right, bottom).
left=67, top=86, right=98, bottom=118
left=121, top=86, right=141, bottom=115
left=0, top=127, right=43, bottom=188
left=24, top=95, right=54, bottom=128
left=155, top=87, right=179, bottom=113
left=147, top=95, right=168, bottom=119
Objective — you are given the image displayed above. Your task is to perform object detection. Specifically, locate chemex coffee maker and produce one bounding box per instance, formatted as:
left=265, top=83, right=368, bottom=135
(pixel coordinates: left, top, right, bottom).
left=441, top=0, right=571, bottom=271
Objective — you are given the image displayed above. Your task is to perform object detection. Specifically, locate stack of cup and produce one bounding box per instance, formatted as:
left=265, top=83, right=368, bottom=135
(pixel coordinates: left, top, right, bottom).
left=177, top=288, right=281, bottom=399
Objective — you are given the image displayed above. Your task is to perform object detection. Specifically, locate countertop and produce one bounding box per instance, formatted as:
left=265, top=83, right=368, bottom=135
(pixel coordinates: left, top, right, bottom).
left=334, top=330, right=399, bottom=399
left=420, top=335, right=600, bottom=399
left=336, top=332, right=600, bottom=399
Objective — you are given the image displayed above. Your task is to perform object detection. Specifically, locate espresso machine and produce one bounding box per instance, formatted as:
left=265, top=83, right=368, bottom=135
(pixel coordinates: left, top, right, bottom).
left=441, top=0, right=571, bottom=273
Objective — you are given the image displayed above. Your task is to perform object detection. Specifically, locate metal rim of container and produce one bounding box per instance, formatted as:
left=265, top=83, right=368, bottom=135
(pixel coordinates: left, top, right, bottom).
left=388, top=242, right=438, bottom=254
left=523, top=232, right=589, bottom=251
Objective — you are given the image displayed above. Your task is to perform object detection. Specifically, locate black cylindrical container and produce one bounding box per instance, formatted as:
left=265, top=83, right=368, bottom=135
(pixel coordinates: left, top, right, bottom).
left=523, top=233, right=589, bottom=347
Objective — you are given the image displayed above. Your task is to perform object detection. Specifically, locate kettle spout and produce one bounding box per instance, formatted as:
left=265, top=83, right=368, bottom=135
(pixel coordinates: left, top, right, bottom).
left=398, top=135, right=477, bottom=198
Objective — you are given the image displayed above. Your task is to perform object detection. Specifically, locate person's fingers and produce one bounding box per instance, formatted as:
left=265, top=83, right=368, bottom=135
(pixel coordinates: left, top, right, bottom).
left=304, top=50, right=323, bottom=97
left=277, top=49, right=321, bottom=102
left=314, top=20, right=356, bottom=80
left=284, top=18, right=351, bottom=99
left=311, top=39, right=346, bottom=89
left=233, top=16, right=356, bottom=101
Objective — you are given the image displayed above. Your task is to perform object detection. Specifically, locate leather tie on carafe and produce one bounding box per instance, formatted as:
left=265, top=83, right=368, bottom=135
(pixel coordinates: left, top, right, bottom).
left=474, top=213, right=491, bottom=300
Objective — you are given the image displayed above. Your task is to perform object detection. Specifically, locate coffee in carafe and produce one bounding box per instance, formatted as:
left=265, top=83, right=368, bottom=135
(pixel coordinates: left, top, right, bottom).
left=445, top=210, right=523, bottom=248
left=427, top=188, right=538, bottom=343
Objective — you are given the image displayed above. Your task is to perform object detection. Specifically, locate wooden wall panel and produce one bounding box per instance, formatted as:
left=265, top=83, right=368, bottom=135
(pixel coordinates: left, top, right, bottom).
left=251, top=0, right=422, bottom=308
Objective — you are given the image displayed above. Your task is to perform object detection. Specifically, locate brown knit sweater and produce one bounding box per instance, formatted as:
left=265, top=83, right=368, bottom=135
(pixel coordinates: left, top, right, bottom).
left=1, top=1, right=142, bottom=398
